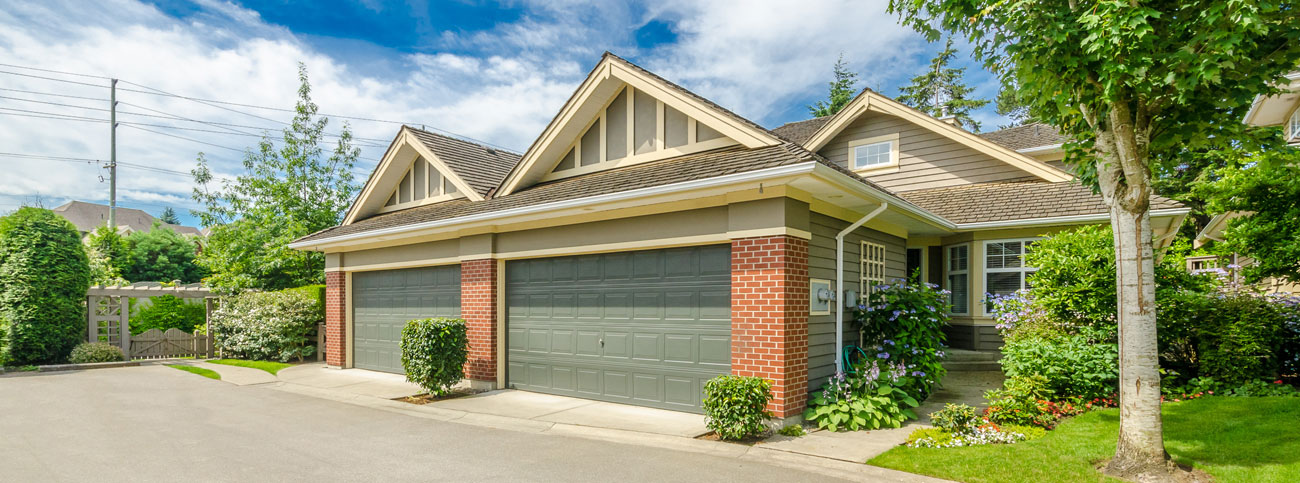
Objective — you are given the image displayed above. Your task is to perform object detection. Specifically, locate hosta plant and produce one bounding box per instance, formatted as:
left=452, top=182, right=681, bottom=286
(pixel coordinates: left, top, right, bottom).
left=804, top=362, right=919, bottom=432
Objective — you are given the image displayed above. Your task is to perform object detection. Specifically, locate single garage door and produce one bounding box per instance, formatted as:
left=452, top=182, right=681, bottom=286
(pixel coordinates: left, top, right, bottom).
left=352, top=265, right=461, bottom=373
left=506, top=245, right=731, bottom=412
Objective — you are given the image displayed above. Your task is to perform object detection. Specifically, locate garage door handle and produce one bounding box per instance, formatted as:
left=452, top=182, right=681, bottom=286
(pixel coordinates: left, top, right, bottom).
left=599, top=338, right=604, bottom=347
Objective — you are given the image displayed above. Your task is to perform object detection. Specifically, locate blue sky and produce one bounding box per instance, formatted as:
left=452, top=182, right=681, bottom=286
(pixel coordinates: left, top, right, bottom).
left=0, top=0, right=1007, bottom=228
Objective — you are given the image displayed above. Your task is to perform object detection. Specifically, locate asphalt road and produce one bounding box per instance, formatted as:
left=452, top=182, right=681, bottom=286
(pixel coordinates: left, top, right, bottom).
left=0, top=365, right=845, bottom=482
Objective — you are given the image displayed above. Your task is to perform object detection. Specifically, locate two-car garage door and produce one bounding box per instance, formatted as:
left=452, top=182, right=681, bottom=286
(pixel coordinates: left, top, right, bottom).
left=505, top=245, right=732, bottom=412
left=352, top=266, right=461, bottom=373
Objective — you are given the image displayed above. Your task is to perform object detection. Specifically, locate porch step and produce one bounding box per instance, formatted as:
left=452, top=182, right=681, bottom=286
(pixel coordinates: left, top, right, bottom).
left=943, top=349, right=1002, bottom=363
left=943, top=361, right=1003, bottom=372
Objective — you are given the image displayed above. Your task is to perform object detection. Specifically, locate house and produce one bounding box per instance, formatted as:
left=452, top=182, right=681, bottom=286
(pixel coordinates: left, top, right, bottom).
left=289, top=53, right=1186, bottom=419
left=1193, top=69, right=1300, bottom=294
left=52, top=201, right=203, bottom=239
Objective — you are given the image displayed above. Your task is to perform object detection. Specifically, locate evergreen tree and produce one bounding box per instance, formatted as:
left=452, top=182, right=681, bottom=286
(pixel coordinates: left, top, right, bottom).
left=994, top=80, right=1036, bottom=128
left=157, top=207, right=180, bottom=225
left=807, top=54, right=859, bottom=117
left=897, top=39, right=990, bottom=131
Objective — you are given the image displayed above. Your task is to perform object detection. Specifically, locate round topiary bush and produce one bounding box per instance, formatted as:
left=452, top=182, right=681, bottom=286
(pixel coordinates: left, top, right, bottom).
left=702, top=375, right=773, bottom=440
left=0, top=207, right=91, bottom=365
left=400, top=318, right=468, bottom=396
left=68, top=342, right=126, bottom=363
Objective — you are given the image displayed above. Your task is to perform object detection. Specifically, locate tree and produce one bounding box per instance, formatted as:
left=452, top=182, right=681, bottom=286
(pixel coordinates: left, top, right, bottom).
left=191, top=63, right=360, bottom=292
left=86, top=224, right=132, bottom=283
left=808, top=54, right=860, bottom=117
left=157, top=207, right=180, bottom=225
left=994, top=79, right=1036, bottom=129
left=1199, top=141, right=1300, bottom=285
left=1151, top=126, right=1277, bottom=237
left=124, top=223, right=203, bottom=284
left=886, top=0, right=1300, bottom=478
left=896, top=39, right=990, bottom=131
left=0, top=208, right=91, bottom=365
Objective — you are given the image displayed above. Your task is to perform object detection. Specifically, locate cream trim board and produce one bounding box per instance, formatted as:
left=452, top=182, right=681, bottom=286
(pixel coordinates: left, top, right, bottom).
left=375, top=191, right=465, bottom=215
left=339, top=257, right=462, bottom=273
left=540, top=136, right=737, bottom=182
left=496, top=233, right=734, bottom=260
left=343, top=129, right=483, bottom=225
left=495, top=258, right=506, bottom=389
left=726, top=227, right=812, bottom=240
left=344, top=271, right=354, bottom=369
left=847, top=133, right=901, bottom=173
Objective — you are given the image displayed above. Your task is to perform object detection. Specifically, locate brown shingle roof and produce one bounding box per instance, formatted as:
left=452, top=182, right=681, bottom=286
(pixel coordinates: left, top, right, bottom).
left=772, top=117, right=831, bottom=145
left=899, top=180, right=1183, bottom=224
left=52, top=201, right=202, bottom=236
left=407, top=127, right=519, bottom=197
left=297, top=144, right=824, bottom=243
left=978, top=123, right=1067, bottom=151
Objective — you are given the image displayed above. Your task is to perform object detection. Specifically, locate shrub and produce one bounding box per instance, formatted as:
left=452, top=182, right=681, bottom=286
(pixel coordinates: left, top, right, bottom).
left=68, top=342, right=126, bottom=363
left=210, top=289, right=321, bottom=362
left=130, top=295, right=206, bottom=334
left=856, top=279, right=950, bottom=399
left=702, top=375, right=773, bottom=440
left=804, top=363, right=919, bottom=432
left=125, top=223, right=203, bottom=283
left=778, top=424, right=806, bottom=437
left=983, top=375, right=1082, bottom=428
left=86, top=225, right=132, bottom=284
left=400, top=317, right=469, bottom=396
left=929, top=403, right=980, bottom=433
left=0, top=207, right=91, bottom=365
left=1001, top=424, right=1047, bottom=440
left=999, top=332, right=1118, bottom=399
left=1159, top=290, right=1300, bottom=385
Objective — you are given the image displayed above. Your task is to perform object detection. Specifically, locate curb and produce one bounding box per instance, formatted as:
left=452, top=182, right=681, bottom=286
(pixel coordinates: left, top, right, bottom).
left=38, top=361, right=141, bottom=372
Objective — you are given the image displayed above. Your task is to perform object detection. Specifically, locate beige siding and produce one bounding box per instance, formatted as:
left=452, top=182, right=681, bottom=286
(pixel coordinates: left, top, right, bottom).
left=818, top=112, right=1035, bottom=191
left=807, top=212, right=907, bottom=386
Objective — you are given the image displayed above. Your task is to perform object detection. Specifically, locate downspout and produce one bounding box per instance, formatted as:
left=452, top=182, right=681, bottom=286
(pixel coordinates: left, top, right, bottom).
left=835, top=202, right=888, bottom=373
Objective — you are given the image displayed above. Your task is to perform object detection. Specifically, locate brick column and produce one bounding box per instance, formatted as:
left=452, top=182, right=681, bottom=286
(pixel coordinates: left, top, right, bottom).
left=460, top=259, right=498, bottom=384
left=731, top=235, right=810, bottom=419
left=324, top=271, right=346, bottom=367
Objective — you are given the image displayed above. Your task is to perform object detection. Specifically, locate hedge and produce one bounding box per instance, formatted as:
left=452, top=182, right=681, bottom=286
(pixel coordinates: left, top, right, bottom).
left=0, top=208, right=91, bottom=365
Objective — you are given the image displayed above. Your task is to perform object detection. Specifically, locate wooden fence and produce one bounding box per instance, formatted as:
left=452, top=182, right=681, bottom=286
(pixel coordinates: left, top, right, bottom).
left=131, top=328, right=213, bottom=359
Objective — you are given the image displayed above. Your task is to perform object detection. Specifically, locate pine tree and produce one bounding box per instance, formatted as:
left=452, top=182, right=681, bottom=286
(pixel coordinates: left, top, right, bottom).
left=897, top=39, right=990, bottom=131
left=808, top=54, right=859, bottom=117
left=994, top=79, right=1036, bottom=128
left=157, top=207, right=180, bottom=225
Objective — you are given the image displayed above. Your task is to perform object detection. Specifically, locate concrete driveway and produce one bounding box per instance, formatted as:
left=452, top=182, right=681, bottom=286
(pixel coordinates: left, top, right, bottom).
left=0, top=365, right=848, bottom=483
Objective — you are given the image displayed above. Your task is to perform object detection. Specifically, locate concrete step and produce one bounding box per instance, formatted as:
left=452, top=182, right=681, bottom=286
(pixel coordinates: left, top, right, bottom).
left=943, top=361, right=1002, bottom=372
left=943, top=349, right=1002, bottom=363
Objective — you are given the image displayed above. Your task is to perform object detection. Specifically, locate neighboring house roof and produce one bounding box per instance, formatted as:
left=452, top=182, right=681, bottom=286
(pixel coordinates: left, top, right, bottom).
left=978, top=123, right=1067, bottom=151
left=51, top=201, right=202, bottom=236
left=297, top=144, right=823, bottom=244
left=898, top=180, right=1183, bottom=225
left=407, top=127, right=519, bottom=197
left=772, top=116, right=832, bottom=145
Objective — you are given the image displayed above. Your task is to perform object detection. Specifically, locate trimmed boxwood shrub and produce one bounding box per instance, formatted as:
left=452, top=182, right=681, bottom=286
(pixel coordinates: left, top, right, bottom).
left=130, top=295, right=206, bottom=335
left=210, top=289, right=321, bottom=362
left=400, top=317, right=468, bottom=395
left=68, top=342, right=126, bottom=363
left=0, top=207, right=91, bottom=365
left=702, top=375, right=772, bottom=440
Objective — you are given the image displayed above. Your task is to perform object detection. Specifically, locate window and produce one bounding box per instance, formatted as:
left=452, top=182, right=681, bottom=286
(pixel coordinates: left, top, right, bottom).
left=983, top=239, right=1038, bottom=310
left=1289, top=109, right=1300, bottom=142
left=861, top=241, right=887, bottom=296
left=946, top=245, right=969, bottom=314
left=847, top=133, right=900, bottom=172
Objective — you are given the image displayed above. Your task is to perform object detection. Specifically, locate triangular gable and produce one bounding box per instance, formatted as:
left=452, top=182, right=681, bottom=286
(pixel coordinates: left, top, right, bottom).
left=802, top=90, right=1072, bottom=183
left=497, top=52, right=783, bottom=196
left=343, top=128, right=485, bottom=225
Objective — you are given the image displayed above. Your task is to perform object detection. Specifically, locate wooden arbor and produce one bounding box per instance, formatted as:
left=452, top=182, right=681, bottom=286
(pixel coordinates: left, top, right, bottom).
left=87, top=283, right=217, bottom=359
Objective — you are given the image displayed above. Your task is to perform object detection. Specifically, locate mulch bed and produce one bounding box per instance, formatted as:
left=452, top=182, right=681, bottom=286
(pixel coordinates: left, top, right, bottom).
left=394, top=388, right=484, bottom=405
left=695, top=431, right=768, bottom=446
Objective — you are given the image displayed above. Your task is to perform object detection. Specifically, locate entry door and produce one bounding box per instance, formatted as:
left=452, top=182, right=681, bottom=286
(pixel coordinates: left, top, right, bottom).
left=505, top=245, right=731, bottom=412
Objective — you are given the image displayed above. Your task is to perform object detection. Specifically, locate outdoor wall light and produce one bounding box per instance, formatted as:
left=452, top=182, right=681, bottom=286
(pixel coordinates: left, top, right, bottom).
left=843, top=290, right=858, bottom=307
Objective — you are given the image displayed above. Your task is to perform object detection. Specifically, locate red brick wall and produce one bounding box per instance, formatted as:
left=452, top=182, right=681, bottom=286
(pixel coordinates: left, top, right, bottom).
left=731, top=235, right=810, bottom=419
left=461, top=259, right=498, bottom=382
left=324, top=271, right=346, bottom=367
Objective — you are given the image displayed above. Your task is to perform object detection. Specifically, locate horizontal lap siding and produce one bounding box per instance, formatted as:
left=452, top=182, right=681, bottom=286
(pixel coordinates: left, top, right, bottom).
left=819, top=113, right=1033, bottom=192
left=806, top=212, right=906, bottom=387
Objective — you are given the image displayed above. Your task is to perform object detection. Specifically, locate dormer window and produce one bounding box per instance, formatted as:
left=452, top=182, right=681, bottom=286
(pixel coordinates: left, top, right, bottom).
left=382, top=156, right=462, bottom=211
left=848, top=133, right=900, bottom=172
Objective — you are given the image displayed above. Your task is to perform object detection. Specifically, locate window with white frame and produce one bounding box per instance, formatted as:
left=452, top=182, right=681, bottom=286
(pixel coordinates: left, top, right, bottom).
left=853, top=141, right=893, bottom=169
left=983, top=239, right=1038, bottom=308
left=861, top=241, right=887, bottom=296
left=945, top=244, right=969, bottom=314
left=1289, top=109, right=1300, bottom=142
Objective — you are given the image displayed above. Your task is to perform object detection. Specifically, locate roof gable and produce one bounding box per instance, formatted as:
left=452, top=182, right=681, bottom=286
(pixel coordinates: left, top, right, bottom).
left=800, top=90, right=1072, bottom=183
left=343, top=128, right=516, bottom=224
left=496, top=52, right=783, bottom=196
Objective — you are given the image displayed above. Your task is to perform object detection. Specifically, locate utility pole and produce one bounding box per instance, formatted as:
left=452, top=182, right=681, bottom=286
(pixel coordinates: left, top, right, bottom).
left=108, top=78, right=117, bottom=229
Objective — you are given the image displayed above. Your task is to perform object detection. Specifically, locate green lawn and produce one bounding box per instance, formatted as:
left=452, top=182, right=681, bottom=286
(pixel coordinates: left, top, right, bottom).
left=167, top=364, right=221, bottom=380
left=869, top=397, right=1300, bottom=483
left=207, top=359, right=292, bottom=375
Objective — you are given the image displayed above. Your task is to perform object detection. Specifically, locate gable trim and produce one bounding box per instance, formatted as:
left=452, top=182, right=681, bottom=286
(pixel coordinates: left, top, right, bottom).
left=342, top=128, right=485, bottom=225
left=497, top=54, right=782, bottom=197
left=803, top=91, right=1073, bottom=183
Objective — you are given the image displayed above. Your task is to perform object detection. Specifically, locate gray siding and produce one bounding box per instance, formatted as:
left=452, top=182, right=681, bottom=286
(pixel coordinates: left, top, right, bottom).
left=806, top=212, right=907, bottom=386
left=818, top=113, right=1034, bottom=192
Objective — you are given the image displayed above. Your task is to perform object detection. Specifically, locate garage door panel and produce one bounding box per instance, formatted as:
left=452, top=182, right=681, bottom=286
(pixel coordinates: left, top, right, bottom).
left=352, top=265, right=461, bottom=374
left=506, top=245, right=730, bottom=412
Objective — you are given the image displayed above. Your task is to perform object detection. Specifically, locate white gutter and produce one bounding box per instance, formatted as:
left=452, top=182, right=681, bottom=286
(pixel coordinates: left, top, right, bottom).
left=290, top=162, right=819, bottom=250
left=952, top=207, right=1190, bottom=230
left=1016, top=143, right=1063, bottom=154
left=835, top=202, right=888, bottom=374
left=810, top=163, right=954, bottom=229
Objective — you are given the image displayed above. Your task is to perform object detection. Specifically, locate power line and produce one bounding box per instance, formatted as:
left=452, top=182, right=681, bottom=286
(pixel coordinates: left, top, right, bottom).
left=0, top=86, right=107, bottom=102
left=115, top=102, right=392, bottom=147
left=0, top=62, right=111, bottom=79
left=0, top=69, right=107, bottom=89
left=0, top=153, right=192, bottom=177
left=0, top=108, right=106, bottom=123
left=0, top=94, right=108, bottom=113
left=121, top=124, right=247, bottom=154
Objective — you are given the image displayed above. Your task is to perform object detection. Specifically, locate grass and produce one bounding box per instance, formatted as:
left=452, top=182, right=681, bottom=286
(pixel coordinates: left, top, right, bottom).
left=207, top=358, right=292, bottom=375
left=167, top=364, right=221, bottom=380
left=869, top=397, right=1300, bottom=483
